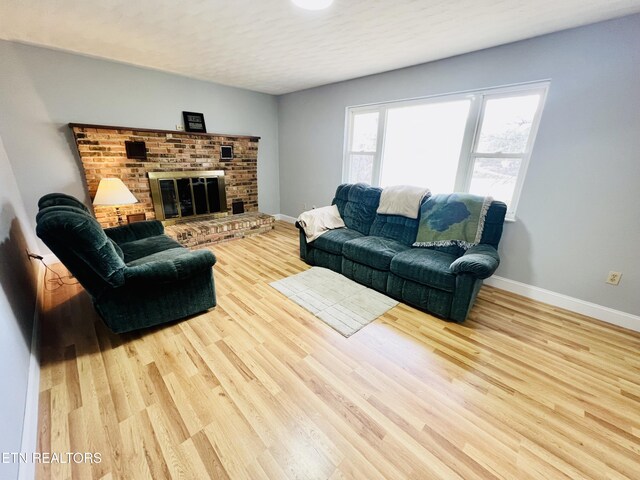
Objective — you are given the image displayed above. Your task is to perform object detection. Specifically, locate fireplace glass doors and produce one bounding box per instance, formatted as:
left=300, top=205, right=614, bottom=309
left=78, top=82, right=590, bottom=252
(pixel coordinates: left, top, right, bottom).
left=148, top=171, right=227, bottom=222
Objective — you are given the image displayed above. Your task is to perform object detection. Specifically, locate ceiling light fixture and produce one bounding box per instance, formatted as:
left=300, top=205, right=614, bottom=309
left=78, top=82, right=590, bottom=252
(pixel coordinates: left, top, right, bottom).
left=291, top=0, right=334, bottom=11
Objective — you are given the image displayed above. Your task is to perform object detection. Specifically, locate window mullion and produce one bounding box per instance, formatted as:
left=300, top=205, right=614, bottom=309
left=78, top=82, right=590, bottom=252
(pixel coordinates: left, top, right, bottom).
left=342, top=109, right=356, bottom=182
left=372, top=106, right=387, bottom=186
left=454, top=95, right=482, bottom=192
left=471, top=152, right=524, bottom=159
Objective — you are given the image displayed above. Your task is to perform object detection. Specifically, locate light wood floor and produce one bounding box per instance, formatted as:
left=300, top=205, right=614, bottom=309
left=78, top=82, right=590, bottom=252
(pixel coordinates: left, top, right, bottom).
left=37, top=221, right=640, bottom=479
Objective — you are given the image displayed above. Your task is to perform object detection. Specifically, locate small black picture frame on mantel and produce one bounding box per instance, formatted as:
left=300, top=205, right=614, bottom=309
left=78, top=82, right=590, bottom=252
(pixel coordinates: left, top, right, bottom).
left=182, top=111, right=207, bottom=133
left=220, top=145, right=233, bottom=161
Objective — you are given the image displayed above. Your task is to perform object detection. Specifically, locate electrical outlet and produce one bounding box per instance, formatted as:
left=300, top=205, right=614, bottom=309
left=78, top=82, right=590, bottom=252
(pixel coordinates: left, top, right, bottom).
left=303, top=203, right=307, bottom=210
left=176, top=124, right=185, bottom=131
left=606, top=271, right=622, bottom=285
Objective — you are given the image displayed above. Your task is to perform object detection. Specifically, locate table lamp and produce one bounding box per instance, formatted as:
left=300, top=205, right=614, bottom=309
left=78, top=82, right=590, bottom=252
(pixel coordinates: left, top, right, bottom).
left=93, top=178, right=138, bottom=226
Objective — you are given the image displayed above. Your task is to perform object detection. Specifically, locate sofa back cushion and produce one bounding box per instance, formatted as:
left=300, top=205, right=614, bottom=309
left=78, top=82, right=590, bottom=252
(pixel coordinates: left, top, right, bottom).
left=480, top=201, right=507, bottom=249
left=36, top=204, right=126, bottom=297
left=332, top=184, right=381, bottom=235
left=370, top=195, right=430, bottom=245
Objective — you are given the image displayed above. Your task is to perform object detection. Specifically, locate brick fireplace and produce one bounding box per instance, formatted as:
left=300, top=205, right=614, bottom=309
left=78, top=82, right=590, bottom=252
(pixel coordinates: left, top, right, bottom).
left=70, top=123, right=274, bottom=247
left=70, top=123, right=260, bottom=228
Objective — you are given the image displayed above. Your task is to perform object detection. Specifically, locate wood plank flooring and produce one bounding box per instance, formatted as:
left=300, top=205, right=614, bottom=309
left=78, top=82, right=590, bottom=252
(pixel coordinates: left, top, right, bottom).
left=37, top=221, right=640, bottom=479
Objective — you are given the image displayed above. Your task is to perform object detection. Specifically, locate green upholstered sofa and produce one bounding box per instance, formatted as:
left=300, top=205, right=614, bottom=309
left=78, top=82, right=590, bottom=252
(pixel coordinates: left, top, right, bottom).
left=297, top=184, right=506, bottom=322
left=36, top=193, right=216, bottom=333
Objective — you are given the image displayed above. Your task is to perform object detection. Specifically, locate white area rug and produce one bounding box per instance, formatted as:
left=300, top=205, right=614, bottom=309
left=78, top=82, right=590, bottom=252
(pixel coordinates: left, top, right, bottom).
left=270, top=267, right=398, bottom=337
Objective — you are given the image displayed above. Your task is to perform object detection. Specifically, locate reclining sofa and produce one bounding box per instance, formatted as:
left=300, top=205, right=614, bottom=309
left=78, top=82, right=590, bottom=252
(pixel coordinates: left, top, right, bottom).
left=297, top=184, right=506, bottom=322
left=36, top=193, right=217, bottom=333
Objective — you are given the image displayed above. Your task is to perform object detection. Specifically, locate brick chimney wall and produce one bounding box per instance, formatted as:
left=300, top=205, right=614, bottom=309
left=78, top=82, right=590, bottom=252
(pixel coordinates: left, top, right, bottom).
left=70, top=124, right=259, bottom=228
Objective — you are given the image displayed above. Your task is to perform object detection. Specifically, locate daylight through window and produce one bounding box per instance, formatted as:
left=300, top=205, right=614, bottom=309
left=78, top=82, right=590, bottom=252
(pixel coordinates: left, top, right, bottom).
left=343, top=82, right=548, bottom=220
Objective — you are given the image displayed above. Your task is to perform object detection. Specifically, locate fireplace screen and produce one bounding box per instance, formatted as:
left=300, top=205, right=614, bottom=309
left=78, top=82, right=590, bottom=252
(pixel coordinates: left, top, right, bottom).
left=148, top=170, right=227, bottom=222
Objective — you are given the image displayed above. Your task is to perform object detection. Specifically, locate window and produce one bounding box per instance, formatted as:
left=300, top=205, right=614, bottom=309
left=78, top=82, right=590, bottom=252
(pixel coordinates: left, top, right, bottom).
left=343, top=82, right=548, bottom=220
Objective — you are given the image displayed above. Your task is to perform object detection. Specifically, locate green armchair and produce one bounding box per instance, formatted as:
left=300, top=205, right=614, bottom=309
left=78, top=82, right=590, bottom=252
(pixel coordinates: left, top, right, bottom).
left=36, top=193, right=216, bottom=333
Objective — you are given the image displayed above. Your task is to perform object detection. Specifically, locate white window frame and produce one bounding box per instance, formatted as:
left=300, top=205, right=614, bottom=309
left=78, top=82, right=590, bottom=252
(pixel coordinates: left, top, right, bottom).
left=343, top=81, right=549, bottom=221
left=342, top=106, right=384, bottom=185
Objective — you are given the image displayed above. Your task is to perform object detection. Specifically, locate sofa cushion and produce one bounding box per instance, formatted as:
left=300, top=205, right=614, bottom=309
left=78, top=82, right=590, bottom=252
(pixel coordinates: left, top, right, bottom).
left=109, top=238, right=125, bottom=260
left=343, top=236, right=410, bottom=271
left=312, top=228, right=363, bottom=255
left=390, top=248, right=458, bottom=292
left=332, top=183, right=381, bottom=235
left=120, top=235, right=183, bottom=263
left=369, top=194, right=429, bottom=245
left=479, top=201, right=507, bottom=249
left=369, top=213, right=420, bottom=246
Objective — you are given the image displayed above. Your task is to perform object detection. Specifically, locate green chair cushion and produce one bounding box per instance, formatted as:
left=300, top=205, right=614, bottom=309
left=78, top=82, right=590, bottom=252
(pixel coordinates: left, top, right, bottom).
left=125, top=249, right=216, bottom=284
left=120, top=235, right=183, bottom=263
left=109, top=238, right=124, bottom=260
left=104, top=220, right=165, bottom=244
left=38, top=192, right=90, bottom=212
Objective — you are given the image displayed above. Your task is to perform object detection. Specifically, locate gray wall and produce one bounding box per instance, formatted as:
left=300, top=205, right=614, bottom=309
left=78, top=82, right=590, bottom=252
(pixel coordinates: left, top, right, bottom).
left=0, top=135, right=39, bottom=480
left=278, top=14, right=640, bottom=316
left=0, top=40, right=280, bottom=254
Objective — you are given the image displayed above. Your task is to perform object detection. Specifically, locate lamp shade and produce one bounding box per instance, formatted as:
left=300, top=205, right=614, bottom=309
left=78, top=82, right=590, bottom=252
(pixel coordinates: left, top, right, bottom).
left=93, top=178, right=138, bottom=206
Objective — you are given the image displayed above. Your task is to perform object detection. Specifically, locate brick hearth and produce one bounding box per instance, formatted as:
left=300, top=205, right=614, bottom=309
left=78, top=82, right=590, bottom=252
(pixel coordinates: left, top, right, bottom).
left=164, top=212, right=275, bottom=248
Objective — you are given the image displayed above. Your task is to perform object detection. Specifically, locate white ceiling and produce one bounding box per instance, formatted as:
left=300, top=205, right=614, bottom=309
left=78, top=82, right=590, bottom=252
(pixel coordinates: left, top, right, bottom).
left=1, top=0, right=639, bottom=95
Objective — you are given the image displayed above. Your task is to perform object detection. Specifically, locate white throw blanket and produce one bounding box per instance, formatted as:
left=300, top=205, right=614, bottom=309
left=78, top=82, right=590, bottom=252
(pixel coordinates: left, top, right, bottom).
left=377, top=185, right=430, bottom=219
left=297, top=205, right=346, bottom=242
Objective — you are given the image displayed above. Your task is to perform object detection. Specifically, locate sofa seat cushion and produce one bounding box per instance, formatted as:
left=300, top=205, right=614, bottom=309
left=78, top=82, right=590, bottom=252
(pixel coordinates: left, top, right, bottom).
left=343, top=236, right=410, bottom=271
left=120, top=235, right=183, bottom=263
left=125, top=246, right=192, bottom=267
left=390, top=248, right=458, bottom=292
left=312, top=228, right=363, bottom=255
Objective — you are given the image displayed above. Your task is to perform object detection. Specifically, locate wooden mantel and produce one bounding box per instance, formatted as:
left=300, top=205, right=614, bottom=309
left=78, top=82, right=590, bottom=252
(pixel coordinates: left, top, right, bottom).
left=68, top=123, right=261, bottom=141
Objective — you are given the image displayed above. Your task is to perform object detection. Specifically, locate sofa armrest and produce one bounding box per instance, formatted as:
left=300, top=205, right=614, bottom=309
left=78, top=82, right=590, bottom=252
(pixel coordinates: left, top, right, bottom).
left=105, top=220, right=165, bottom=244
left=449, top=245, right=500, bottom=279
left=124, top=249, right=216, bottom=284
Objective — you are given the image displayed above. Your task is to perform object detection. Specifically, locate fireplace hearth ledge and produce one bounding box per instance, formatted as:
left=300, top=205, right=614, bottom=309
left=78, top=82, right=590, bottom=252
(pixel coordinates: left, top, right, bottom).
left=164, top=212, right=275, bottom=248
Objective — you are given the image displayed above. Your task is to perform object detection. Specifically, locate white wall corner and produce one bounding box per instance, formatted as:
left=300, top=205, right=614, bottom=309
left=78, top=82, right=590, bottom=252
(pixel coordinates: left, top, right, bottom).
left=18, top=262, right=43, bottom=480
left=274, top=214, right=297, bottom=224
left=484, top=275, right=640, bottom=333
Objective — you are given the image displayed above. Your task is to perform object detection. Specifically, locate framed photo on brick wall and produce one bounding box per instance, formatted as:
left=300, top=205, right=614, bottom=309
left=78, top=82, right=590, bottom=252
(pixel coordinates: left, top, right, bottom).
left=220, top=145, right=233, bottom=160
left=182, top=111, right=207, bottom=133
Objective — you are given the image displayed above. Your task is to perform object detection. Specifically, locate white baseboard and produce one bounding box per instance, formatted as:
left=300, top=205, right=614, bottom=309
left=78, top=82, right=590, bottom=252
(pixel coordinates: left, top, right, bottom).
left=484, top=275, right=640, bottom=332
left=18, top=262, right=43, bottom=480
left=274, top=214, right=297, bottom=224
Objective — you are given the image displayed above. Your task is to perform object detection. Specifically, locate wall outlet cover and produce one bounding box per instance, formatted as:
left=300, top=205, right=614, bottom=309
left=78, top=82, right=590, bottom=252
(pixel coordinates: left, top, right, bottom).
left=606, top=271, right=622, bottom=285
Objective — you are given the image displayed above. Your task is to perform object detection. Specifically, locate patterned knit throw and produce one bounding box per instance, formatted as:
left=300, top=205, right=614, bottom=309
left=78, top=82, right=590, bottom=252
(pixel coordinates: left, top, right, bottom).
left=413, top=193, right=493, bottom=250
